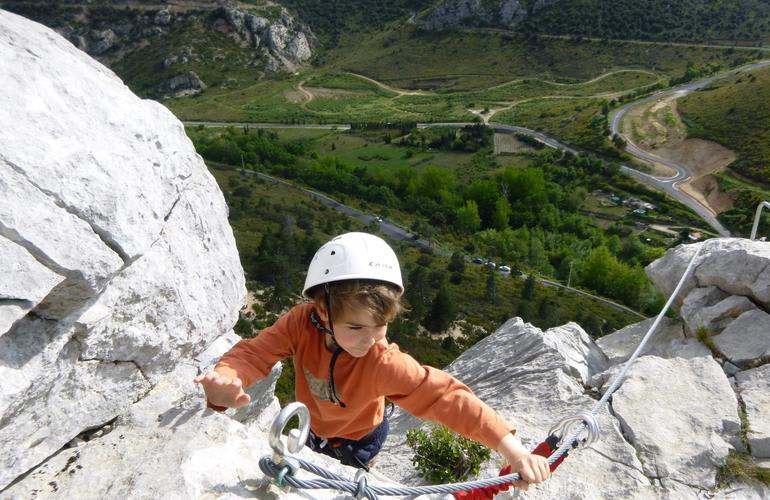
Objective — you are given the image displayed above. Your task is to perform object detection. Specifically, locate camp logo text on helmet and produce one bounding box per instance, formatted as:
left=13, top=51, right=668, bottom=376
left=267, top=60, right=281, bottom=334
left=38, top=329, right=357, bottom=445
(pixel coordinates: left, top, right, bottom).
left=303, top=232, right=403, bottom=297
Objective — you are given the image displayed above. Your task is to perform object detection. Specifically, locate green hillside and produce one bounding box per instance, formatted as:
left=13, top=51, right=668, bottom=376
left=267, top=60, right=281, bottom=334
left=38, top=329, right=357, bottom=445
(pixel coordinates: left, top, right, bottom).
left=678, top=65, right=770, bottom=233
left=679, top=65, right=770, bottom=184
left=326, top=27, right=760, bottom=91
left=518, top=0, right=770, bottom=44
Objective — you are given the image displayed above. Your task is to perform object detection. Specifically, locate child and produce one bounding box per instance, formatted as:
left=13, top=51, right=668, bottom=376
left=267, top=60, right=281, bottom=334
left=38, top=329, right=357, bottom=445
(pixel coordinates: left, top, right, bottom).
left=195, top=232, right=550, bottom=488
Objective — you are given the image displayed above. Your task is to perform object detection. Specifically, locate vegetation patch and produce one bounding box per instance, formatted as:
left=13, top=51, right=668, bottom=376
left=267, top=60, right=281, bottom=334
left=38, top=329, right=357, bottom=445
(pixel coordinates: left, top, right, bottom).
left=406, top=425, right=491, bottom=483
left=326, top=27, right=761, bottom=92
left=679, top=65, right=770, bottom=185
left=718, top=452, right=770, bottom=487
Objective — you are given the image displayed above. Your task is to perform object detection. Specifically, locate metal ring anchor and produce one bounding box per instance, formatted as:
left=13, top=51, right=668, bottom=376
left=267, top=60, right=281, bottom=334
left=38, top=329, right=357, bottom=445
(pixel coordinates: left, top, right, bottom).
left=548, top=411, right=600, bottom=448
left=269, top=402, right=311, bottom=456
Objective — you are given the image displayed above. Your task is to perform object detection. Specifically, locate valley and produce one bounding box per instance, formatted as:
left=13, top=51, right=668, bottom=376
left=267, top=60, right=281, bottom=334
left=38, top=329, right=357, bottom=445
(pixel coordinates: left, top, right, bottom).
left=4, top=0, right=770, bottom=369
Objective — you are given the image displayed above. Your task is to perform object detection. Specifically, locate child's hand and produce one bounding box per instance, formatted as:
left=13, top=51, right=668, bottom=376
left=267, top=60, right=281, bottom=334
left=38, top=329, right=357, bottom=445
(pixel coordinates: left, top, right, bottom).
left=497, top=433, right=551, bottom=491
left=194, top=371, right=252, bottom=409
left=507, top=452, right=550, bottom=490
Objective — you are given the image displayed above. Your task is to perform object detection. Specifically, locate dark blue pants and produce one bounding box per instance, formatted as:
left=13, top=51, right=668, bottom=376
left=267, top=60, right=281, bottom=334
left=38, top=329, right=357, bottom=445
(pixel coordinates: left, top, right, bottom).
left=307, top=416, right=389, bottom=470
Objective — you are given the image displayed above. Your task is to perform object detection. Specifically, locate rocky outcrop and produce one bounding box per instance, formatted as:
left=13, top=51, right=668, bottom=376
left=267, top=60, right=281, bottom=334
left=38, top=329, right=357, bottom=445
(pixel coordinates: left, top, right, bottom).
left=0, top=10, right=244, bottom=491
left=165, top=70, right=207, bottom=98
left=3, top=13, right=769, bottom=496
left=646, top=238, right=770, bottom=309
left=375, top=240, right=770, bottom=498
left=420, top=0, right=562, bottom=31
left=6, top=1, right=316, bottom=97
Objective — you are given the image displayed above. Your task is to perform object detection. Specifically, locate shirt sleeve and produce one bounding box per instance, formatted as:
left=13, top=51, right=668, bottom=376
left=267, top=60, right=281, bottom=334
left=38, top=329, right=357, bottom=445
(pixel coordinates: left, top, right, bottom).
left=214, top=303, right=306, bottom=388
left=375, top=345, right=514, bottom=450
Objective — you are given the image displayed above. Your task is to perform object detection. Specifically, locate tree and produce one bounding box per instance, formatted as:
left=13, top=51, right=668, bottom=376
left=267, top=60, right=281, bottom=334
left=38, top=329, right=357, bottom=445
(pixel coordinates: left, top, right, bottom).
left=485, top=268, right=497, bottom=304
left=423, top=285, right=457, bottom=333
left=447, top=252, right=466, bottom=274
left=456, top=200, right=482, bottom=234
left=491, top=197, right=512, bottom=231
left=522, top=274, right=536, bottom=300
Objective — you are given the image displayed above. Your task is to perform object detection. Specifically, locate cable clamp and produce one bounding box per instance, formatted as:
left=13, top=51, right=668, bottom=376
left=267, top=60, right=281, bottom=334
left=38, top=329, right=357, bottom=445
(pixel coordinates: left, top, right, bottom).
left=354, top=469, right=369, bottom=499
left=269, top=402, right=311, bottom=458
left=548, top=411, right=600, bottom=449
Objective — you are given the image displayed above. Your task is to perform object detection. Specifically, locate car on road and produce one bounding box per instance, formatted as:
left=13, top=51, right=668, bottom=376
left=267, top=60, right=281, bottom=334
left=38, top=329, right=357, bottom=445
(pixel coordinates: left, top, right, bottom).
left=374, top=216, right=383, bottom=223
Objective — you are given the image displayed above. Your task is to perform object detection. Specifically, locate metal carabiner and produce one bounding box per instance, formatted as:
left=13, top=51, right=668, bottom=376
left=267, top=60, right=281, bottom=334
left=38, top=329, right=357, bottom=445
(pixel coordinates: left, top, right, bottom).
left=269, top=402, right=311, bottom=457
left=548, top=411, right=600, bottom=449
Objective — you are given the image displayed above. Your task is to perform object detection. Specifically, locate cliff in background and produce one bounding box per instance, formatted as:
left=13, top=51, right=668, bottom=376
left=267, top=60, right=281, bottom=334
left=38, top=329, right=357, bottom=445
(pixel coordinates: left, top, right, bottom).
left=0, top=1, right=316, bottom=98
left=1, top=9, right=769, bottom=499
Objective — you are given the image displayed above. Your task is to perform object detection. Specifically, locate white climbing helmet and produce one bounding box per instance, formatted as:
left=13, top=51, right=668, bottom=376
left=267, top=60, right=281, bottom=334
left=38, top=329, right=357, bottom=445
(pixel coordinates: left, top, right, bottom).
left=302, top=232, right=403, bottom=297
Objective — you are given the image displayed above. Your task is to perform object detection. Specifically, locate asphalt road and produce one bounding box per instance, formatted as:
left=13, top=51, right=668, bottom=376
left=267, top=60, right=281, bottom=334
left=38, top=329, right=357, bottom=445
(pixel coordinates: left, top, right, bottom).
left=609, top=59, right=770, bottom=237
left=218, top=163, right=644, bottom=318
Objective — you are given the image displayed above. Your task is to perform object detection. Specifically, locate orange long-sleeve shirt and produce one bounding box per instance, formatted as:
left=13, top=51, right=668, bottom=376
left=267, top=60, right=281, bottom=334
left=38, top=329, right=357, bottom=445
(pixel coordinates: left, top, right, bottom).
left=215, top=302, right=513, bottom=449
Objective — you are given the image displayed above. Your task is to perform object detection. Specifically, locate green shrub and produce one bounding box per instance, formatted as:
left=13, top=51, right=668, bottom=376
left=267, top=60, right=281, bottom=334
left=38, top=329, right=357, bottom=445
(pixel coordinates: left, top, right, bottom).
left=718, top=452, right=770, bottom=487
left=405, top=424, right=490, bottom=483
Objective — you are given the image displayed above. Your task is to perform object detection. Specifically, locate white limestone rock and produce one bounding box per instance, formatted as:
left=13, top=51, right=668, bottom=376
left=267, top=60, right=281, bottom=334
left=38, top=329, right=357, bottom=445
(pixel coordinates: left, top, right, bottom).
left=0, top=237, right=64, bottom=334
left=694, top=239, right=770, bottom=309
left=684, top=295, right=758, bottom=335
left=0, top=162, right=124, bottom=320
left=1, top=13, right=203, bottom=263
left=647, top=239, right=770, bottom=310
left=2, top=364, right=428, bottom=500
left=711, top=309, right=770, bottom=367
left=596, top=316, right=709, bottom=364
left=0, top=10, right=245, bottom=490
left=611, top=356, right=740, bottom=489
left=645, top=243, right=702, bottom=307
left=680, top=286, right=729, bottom=326
left=378, top=318, right=656, bottom=499
left=735, top=364, right=770, bottom=458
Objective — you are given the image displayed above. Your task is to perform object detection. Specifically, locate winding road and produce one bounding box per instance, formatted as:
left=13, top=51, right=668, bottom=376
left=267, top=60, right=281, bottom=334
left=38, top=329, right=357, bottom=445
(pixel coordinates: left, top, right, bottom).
left=609, top=59, right=770, bottom=237
left=186, top=61, right=770, bottom=319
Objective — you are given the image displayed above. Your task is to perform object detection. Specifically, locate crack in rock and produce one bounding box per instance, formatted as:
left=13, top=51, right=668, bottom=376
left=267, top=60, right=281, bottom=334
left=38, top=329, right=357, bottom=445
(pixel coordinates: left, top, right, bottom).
left=2, top=155, right=129, bottom=263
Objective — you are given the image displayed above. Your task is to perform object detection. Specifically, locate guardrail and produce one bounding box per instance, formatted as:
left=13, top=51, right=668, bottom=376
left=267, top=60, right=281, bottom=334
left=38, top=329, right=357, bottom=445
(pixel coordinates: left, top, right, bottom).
left=750, top=201, right=770, bottom=240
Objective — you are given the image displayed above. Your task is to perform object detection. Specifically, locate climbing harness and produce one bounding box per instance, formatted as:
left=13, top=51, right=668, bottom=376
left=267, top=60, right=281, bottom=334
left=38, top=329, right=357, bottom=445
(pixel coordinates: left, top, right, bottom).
left=258, top=237, right=715, bottom=498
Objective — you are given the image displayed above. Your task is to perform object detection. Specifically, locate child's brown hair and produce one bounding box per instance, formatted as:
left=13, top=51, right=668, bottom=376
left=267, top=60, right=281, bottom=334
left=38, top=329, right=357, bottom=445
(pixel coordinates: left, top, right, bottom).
left=307, top=279, right=403, bottom=324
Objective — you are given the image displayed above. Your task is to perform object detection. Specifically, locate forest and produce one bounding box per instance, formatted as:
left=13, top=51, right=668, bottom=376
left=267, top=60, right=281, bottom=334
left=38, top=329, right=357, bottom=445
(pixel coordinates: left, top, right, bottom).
left=188, top=124, right=689, bottom=317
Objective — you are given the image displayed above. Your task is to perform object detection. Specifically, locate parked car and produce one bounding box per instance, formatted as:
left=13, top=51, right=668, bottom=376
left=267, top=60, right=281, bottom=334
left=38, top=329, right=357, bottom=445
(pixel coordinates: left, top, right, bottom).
left=498, top=265, right=511, bottom=273
left=510, top=269, right=523, bottom=276
left=471, top=257, right=484, bottom=264
left=485, top=261, right=496, bottom=269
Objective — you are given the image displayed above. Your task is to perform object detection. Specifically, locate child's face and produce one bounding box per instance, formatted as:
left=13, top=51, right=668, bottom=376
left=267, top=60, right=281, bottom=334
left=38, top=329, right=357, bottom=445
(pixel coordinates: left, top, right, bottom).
left=324, top=308, right=388, bottom=357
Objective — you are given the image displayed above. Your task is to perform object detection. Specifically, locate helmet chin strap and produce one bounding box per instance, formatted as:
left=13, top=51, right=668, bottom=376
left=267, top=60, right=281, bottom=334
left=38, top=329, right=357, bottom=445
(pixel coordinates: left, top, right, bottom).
left=323, top=283, right=336, bottom=339
left=324, top=283, right=346, bottom=407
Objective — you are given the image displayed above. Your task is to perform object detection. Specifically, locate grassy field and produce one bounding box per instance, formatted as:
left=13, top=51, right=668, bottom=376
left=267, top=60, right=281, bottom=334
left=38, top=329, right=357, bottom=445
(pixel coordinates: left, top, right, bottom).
left=325, top=27, right=761, bottom=91
left=678, top=65, right=770, bottom=184
left=163, top=24, right=762, bottom=134
left=495, top=98, right=610, bottom=150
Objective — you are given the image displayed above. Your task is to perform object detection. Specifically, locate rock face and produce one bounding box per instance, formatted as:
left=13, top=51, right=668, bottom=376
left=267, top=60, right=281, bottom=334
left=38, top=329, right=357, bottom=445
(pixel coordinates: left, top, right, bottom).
left=5, top=2, right=316, bottom=97
left=375, top=240, right=770, bottom=498
left=3, top=16, right=770, bottom=496
left=647, top=238, right=770, bottom=309
left=421, top=0, right=562, bottom=30
left=165, top=70, right=207, bottom=98
left=0, top=10, right=244, bottom=491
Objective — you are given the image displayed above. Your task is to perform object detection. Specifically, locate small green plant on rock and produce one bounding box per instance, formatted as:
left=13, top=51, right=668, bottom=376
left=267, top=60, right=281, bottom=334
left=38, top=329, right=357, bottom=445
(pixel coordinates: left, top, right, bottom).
left=695, top=325, right=720, bottom=357
left=717, top=452, right=770, bottom=487
left=405, top=424, right=490, bottom=483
